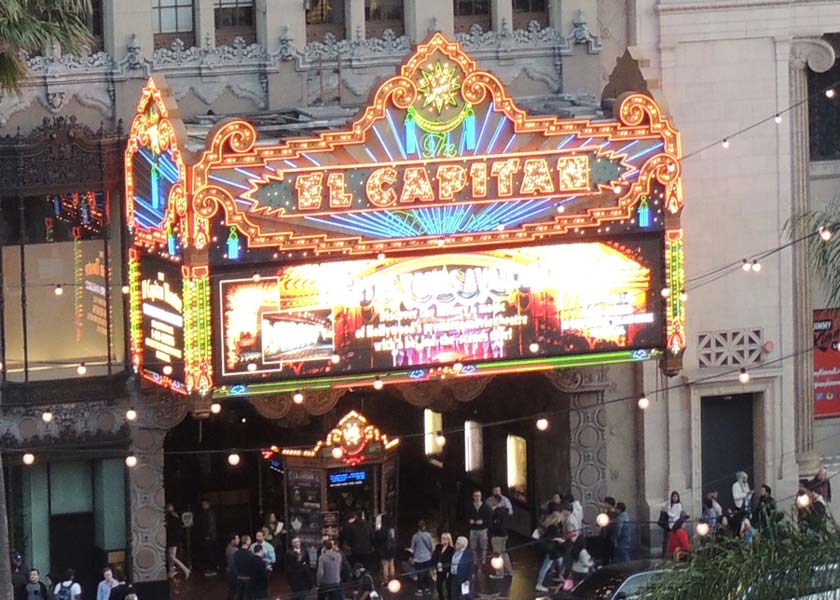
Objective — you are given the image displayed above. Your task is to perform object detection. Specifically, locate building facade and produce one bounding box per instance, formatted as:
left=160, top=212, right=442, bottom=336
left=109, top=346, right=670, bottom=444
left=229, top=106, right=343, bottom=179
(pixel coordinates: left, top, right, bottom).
left=3, top=1, right=840, bottom=598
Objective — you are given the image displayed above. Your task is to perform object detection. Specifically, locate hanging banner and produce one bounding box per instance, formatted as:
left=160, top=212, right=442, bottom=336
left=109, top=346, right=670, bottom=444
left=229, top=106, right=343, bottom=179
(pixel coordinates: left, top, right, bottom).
left=814, top=308, right=840, bottom=418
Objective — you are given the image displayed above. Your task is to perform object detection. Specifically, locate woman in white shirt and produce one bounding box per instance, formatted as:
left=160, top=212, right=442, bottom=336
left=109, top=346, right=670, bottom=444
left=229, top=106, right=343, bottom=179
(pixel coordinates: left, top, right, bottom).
left=732, top=471, right=752, bottom=511
left=665, top=491, right=683, bottom=529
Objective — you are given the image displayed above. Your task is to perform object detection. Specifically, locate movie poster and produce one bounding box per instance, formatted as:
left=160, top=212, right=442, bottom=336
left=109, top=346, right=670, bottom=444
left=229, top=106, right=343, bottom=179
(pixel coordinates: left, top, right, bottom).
left=814, top=308, right=840, bottom=418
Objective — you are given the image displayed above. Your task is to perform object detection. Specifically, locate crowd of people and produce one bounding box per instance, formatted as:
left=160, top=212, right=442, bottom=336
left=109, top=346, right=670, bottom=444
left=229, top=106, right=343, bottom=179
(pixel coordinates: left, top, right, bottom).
left=11, top=561, right=138, bottom=600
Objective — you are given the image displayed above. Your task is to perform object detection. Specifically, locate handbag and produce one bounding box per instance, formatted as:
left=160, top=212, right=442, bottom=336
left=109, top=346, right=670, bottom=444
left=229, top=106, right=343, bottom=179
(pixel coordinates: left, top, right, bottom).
left=657, top=510, right=669, bottom=530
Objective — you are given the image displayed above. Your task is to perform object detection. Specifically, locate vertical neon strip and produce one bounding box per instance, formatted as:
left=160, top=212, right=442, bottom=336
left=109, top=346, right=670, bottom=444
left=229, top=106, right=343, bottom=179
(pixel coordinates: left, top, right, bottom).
left=74, top=237, right=83, bottom=341
left=183, top=267, right=213, bottom=394
left=151, top=164, right=160, bottom=210
left=665, top=229, right=686, bottom=357
left=128, top=250, right=144, bottom=371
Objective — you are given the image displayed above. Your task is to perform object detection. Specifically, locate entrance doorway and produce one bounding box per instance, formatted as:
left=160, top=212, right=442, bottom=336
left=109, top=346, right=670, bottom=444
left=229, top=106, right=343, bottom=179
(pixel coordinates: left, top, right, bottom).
left=701, top=393, right=754, bottom=510
left=50, top=513, right=96, bottom=594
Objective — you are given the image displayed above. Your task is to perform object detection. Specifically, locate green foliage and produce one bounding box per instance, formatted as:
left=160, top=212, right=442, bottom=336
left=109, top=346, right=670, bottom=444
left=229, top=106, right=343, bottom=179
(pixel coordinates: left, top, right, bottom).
left=0, top=0, right=92, bottom=92
left=648, top=515, right=840, bottom=600
left=788, top=197, right=840, bottom=309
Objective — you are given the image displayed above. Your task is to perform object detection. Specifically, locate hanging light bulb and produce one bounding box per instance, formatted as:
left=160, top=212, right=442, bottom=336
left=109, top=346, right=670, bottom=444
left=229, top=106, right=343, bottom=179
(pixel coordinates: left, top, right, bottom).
left=490, top=555, right=504, bottom=571
left=638, top=395, right=650, bottom=410
left=679, top=290, right=687, bottom=303
left=163, top=365, right=173, bottom=376
left=660, top=287, right=670, bottom=299
left=820, top=226, right=832, bottom=242
left=54, top=284, right=63, bottom=296
left=595, top=513, right=610, bottom=528
left=293, top=391, right=304, bottom=404
left=252, top=273, right=261, bottom=282
left=387, top=579, right=402, bottom=593
left=738, top=368, right=750, bottom=384
left=536, top=418, right=549, bottom=431
left=695, top=521, right=710, bottom=537
left=210, top=402, right=222, bottom=414
left=22, top=453, right=35, bottom=466
left=247, top=363, right=257, bottom=372
left=41, top=411, right=53, bottom=423
left=556, top=205, right=565, bottom=214
left=126, top=407, right=137, bottom=421
left=773, top=113, right=782, bottom=124
left=377, top=253, right=386, bottom=261
left=121, top=285, right=130, bottom=295
left=797, top=493, right=811, bottom=508
left=373, top=377, right=384, bottom=391
left=826, top=88, right=836, bottom=99
left=125, top=454, right=138, bottom=468
left=76, top=362, right=87, bottom=375
left=435, top=432, right=446, bottom=447
left=228, top=453, right=241, bottom=466
left=612, top=185, right=623, bottom=195
left=722, top=138, right=730, bottom=149
left=331, top=447, right=344, bottom=460
left=330, top=354, right=341, bottom=365
left=528, top=342, right=540, bottom=354
left=741, top=259, right=751, bottom=272
left=751, top=259, right=761, bottom=272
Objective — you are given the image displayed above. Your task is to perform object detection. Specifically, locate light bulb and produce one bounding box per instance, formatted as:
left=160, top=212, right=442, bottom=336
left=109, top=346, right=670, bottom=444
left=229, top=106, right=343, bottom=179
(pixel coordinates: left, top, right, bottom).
left=252, top=273, right=261, bottom=282
left=247, top=363, right=257, bottom=372
left=722, top=139, right=730, bottom=149
left=22, top=453, right=35, bottom=466
left=126, top=408, right=137, bottom=421
left=330, top=354, right=340, bottom=364
left=453, top=362, right=463, bottom=373
left=660, top=287, right=670, bottom=299
left=528, top=342, right=540, bottom=354
left=76, top=362, right=87, bottom=375
left=54, top=284, right=63, bottom=296
left=373, top=377, right=384, bottom=391
left=556, top=205, right=565, bottom=214
left=228, top=453, right=241, bottom=466
left=490, top=555, right=504, bottom=571
left=827, top=88, right=836, bottom=99
left=293, top=391, right=304, bottom=404
left=797, top=493, right=811, bottom=508
left=751, top=260, right=761, bottom=272
left=679, top=290, right=687, bottom=303
left=377, top=253, right=386, bottom=261
left=436, top=238, right=445, bottom=247
left=387, top=579, right=402, bottom=593
left=121, top=285, right=130, bottom=294
left=536, top=418, right=549, bottom=431
left=595, top=513, right=610, bottom=528
left=331, top=447, right=344, bottom=460
left=741, top=259, right=751, bottom=272
left=125, top=454, right=138, bottom=468
left=210, top=402, right=222, bottom=414
left=241, top=417, right=247, bottom=424
left=695, top=522, right=710, bottom=537
left=638, top=396, right=650, bottom=410
left=163, top=365, right=173, bottom=375
left=820, top=226, right=832, bottom=241
left=435, top=432, right=446, bottom=447
left=41, top=411, right=53, bottom=423
left=738, top=368, right=750, bottom=384
left=613, top=185, right=623, bottom=194
left=774, top=113, right=782, bottom=124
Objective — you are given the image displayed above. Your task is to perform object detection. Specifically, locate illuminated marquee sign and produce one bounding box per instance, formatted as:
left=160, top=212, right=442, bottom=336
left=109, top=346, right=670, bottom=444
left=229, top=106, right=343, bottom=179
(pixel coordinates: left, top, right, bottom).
left=126, top=34, right=685, bottom=397
left=216, top=237, right=663, bottom=383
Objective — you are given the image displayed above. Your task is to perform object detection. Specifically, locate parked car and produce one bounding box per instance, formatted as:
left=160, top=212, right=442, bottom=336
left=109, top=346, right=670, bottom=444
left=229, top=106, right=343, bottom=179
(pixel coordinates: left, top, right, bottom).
left=550, top=560, right=668, bottom=600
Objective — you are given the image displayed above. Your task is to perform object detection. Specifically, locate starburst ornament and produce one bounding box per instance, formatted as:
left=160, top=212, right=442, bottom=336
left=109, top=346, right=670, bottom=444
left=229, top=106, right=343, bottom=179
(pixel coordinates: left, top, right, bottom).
left=418, top=62, right=461, bottom=114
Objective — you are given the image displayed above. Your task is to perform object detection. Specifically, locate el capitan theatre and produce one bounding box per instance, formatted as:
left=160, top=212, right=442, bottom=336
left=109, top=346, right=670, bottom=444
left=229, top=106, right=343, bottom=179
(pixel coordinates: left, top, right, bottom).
left=125, top=33, right=685, bottom=400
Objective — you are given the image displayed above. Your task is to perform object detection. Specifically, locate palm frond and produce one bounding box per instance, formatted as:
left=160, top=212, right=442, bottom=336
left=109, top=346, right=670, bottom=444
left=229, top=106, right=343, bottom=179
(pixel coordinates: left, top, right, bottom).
left=787, top=190, right=840, bottom=308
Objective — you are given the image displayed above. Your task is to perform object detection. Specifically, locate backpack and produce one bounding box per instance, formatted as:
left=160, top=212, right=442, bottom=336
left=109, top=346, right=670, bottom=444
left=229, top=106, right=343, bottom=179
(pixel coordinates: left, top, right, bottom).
left=56, top=583, right=73, bottom=600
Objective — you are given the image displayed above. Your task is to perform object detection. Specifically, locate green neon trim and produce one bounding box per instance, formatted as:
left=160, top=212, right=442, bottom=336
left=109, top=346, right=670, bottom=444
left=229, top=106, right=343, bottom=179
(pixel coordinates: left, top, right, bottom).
left=409, top=104, right=473, bottom=135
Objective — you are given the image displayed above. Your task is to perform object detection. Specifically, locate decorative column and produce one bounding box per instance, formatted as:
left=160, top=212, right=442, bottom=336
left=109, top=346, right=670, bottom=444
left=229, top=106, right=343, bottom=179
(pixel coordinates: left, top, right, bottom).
left=257, top=0, right=306, bottom=52
left=404, top=0, right=453, bottom=43
left=345, top=0, right=366, bottom=42
left=489, top=0, right=512, bottom=34
left=102, top=0, right=153, bottom=62
left=194, top=0, right=216, bottom=47
left=789, top=38, right=835, bottom=474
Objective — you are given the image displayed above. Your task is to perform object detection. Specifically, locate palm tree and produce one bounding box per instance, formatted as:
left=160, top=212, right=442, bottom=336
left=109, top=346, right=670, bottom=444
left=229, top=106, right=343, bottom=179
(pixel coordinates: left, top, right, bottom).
left=0, top=0, right=92, bottom=92
left=0, top=4, right=93, bottom=598
left=791, top=196, right=840, bottom=307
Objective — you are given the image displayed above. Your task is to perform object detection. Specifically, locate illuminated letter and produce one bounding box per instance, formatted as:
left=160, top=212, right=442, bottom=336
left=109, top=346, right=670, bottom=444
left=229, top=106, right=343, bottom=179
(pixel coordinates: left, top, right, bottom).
left=328, top=173, right=353, bottom=208
left=556, top=156, right=589, bottom=191
left=520, top=159, right=555, bottom=195
left=437, top=165, right=467, bottom=201
left=470, top=163, right=487, bottom=198
left=296, top=173, right=324, bottom=210
left=366, top=167, right=398, bottom=208
left=400, top=167, right=435, bottom=204
left=490, top=159, right=520, bottom=197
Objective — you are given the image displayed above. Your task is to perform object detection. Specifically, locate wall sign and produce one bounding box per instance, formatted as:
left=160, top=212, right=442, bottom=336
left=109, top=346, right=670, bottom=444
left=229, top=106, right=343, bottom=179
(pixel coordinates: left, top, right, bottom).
left=814, top=308, right=840, bottom=418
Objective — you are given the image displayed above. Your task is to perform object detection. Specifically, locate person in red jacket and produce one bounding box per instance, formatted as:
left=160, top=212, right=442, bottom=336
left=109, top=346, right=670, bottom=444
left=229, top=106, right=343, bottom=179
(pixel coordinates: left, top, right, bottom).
left=667, top=518, right=691, bottom=561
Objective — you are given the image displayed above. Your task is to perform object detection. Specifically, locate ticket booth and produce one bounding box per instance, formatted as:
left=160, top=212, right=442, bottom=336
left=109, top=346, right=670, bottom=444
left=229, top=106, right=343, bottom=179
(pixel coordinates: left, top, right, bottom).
left=264, top=411, right=399, bottom=553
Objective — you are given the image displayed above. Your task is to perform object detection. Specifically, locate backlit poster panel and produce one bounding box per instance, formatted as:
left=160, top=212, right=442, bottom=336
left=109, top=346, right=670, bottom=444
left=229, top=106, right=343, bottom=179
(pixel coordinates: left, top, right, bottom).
left=140, top=255, right=186, bottom=389
left=217, top=237, right=664, bottom=381
left=814, top=308, right=840, bottom=418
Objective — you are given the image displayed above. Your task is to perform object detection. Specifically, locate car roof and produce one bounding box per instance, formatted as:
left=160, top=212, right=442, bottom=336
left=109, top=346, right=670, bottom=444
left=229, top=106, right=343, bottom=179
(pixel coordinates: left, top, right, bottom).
left=592, top=559, right=668, bottom=576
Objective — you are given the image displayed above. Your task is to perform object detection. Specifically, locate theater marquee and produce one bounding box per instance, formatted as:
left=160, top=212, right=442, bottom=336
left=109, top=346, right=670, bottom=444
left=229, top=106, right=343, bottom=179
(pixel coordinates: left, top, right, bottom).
left=126, top=34, right=685, bottom=397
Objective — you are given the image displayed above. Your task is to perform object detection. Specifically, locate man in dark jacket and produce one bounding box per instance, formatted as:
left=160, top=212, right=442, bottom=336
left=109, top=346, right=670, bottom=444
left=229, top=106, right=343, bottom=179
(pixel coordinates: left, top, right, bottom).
left=286, top=536, right=313, bottom=600
left=340, top=512, right=374, bottom=573
left=251, top=545, right=270, bottom=600
left=233, top=535, right=257, bottom=600
left=197, top=498, right=219, bottom=576
left=20, top=568, right=49, bottom=600
left=465, top=490, right=492, bottom=566
left=488, top=497, right=512, bottom=578
left=107, top=568, right=135, bottom=600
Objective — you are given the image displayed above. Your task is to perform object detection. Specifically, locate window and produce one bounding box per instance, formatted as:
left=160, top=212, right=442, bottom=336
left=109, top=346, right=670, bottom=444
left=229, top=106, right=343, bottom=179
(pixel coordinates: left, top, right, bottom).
left=512, top=0, right=547, bottom=28
left=365, top=0, right=403, bottom=34
left=215, top=0, right=254, bottom=29
left=424, top=409, right=444, bottom=456
left=83, top=0, right=103, bottom=49
left=809, top=46, right=840, bottom=161
left=306, top=0, right=345, bottom=41
left=153, top=0, right=194, bottom=34
left=506, top=435, right=527, bottom=499
left=465, top=420, right=483, bottom=472
left=454, top=0, right=489, bottom=17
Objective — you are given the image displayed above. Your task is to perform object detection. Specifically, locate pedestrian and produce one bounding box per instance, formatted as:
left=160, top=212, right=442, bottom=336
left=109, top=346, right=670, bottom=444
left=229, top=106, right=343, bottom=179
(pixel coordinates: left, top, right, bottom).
left=197, top=497, right=219, bottom=576
left=751, top=484, right=777, bottom=531
left=226, top=533, right=241, bottom=600
left=432, top=532, right=454, bottom=600
left=809, top=467, right=832, bottom=502
left=487, top=496, right=513, bottom=579
left=595, top=497, right=617, bottom=564
left=560, top=502, right=582, bottom=580
left=107, top=567, right=135, bottom=600
left=166, top=503, right=191, bottom=579
left=286, top=536, right=313, bottom=600
left=54, top=569, right=82, bottom=600
left=613, top=502, right=631, bottom=562
left=410, top=520, right=434, bottom=596
left=540, top=493, right=562, bottom=519
left=251, top=545, right=271, bottom=600
left=569, top=538, right=594, bottom=585
left=351, top=563, right=377, bottom=600
left=233, top=534, right=256, bottom=600
left=374, top=513, right=397, bottom=583
left=252, top=529, right=276, bottom=573
left=535, top=509, right=564, bottom=593
left=96, top=566, right=118, bottom=600
left=658, top=491, right=682, bottom=558
left=11, top=551, right=28, bottom=593
left=22, top=568, right=49, bottom=600
left=732, top=472, right=752, bottom=512
left=316, top=538, right=345, bottom=600
left=667, top=518, right=691, bottom=561
left=447, top=537, right=475, bottom=600
left=562, top=493, right=583, bottom=524
left=465, top=491, right=490, bottom=567
left=796, top=480, right=828, bottom=532
left=485, top=486, right=513, bottom=516
left=703, top=491, right=722, bottom=528
left=341, top=511, right=375, bottom=574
